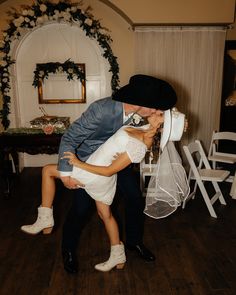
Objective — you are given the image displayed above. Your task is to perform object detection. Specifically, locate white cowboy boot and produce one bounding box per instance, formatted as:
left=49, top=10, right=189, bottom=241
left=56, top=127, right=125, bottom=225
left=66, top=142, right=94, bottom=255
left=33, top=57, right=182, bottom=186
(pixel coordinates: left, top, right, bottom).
left=95, top=242, right=126, bottom=272
left=21, top=206, right=54, bottom=235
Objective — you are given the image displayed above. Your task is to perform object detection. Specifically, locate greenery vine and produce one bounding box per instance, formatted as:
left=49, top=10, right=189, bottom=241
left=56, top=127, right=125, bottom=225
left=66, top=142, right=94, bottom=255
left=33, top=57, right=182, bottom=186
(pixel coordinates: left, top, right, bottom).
left=32, top=59, right=85, bottom=87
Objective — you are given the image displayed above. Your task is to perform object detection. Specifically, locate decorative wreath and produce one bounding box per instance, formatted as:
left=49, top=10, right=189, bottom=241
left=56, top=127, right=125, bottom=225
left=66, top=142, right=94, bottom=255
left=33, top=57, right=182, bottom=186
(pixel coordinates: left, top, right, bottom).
left=32, top=59, right=85, bottom=87
left=0, top=0, right=120, bottom=129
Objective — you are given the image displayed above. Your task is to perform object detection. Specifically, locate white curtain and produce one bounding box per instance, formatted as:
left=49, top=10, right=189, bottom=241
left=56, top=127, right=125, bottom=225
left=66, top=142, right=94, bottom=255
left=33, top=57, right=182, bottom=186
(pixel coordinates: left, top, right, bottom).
left=134, top=26, right=226, bottom=151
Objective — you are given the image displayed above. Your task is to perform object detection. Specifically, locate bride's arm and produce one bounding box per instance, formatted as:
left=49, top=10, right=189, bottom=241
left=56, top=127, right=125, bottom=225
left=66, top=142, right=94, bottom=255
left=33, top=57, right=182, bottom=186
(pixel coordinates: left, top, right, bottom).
left=62, top=152, right=131, bottom=177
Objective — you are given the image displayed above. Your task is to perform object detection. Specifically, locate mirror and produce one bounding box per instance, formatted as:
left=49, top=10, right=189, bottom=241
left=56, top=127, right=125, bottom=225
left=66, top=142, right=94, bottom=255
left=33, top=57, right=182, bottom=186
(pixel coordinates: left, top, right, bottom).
left=37, top=63, right=86, bottom=104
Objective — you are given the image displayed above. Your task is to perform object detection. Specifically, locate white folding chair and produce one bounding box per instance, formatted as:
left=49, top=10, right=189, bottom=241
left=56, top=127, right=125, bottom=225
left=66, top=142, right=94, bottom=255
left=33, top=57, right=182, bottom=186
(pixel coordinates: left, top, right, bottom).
left=208, top=130, right=236, bottom=183
left=182, top=140, right=230, bottom=218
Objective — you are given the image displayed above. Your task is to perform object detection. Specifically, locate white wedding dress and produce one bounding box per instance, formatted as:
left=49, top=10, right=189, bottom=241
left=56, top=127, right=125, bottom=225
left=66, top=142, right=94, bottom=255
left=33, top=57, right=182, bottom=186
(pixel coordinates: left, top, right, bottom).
left=71, top=125, right=147, bottom=205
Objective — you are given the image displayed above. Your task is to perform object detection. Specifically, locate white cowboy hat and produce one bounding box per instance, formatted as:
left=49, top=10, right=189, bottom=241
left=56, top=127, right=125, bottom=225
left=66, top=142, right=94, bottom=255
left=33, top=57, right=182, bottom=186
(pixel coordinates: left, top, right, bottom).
left=160, top=108, right=185, bottom=151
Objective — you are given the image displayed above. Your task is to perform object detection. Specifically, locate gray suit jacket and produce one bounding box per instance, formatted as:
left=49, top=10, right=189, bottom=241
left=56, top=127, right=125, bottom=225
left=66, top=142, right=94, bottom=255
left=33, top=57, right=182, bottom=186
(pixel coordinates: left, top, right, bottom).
left=58, top=97, right=124, bottom=172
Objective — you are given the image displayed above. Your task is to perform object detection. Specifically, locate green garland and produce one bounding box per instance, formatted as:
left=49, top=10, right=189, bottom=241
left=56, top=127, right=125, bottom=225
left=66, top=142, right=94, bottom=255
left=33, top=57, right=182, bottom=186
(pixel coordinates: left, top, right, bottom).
left=32, top=59, right=85, bottom=87
left=0, top=0, right=120, bottom=129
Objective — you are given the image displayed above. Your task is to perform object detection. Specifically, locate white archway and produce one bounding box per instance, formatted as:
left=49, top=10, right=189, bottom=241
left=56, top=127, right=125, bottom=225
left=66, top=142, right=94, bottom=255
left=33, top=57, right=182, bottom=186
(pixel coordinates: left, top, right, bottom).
left=11, top=22, right=111, bottom=127
left=10, top=22, right=111, bottom=167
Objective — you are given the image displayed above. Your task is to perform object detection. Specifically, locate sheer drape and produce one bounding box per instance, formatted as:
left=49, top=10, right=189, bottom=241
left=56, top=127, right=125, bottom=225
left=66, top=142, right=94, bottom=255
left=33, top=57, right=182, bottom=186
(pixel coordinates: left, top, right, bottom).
left=134, top=27, right=226, bottom=150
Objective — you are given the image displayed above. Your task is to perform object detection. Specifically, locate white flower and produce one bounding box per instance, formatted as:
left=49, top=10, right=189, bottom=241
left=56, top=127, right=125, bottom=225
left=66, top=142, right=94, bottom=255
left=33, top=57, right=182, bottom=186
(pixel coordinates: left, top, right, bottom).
left=39, top=71, right=44, bottom=77
left=3, top=72, right=8, bottom=77
left=13, top=16, right=24, bottom=27
left=68, top=68, right=73, bottom=73
left=16, top=27, right=25, bottom=35
left=43, top=15, right=49, bottom=22
left=3, top=32, right=7, bottom=37
left=13, top=20, right=20, bottom=27
left=52, top=14, right=58, bottom=20
left=54, top=10, right=60, bottom=15
left=40, top=4, right=47, bottom=12
left=84, top=18, right=93, bottom=26
left=57, top=12, right=64, bottom=18
left=19, top=16, right=25, bottom=22
left=2, top=78, right=8, bottom=83
left=70, top=7, right=77, bottom=13
left=132, top=114, right=143, bottom=125
left=36, top=16, right=44, bottom=24
left=0, top=61, right=7, bottom=67
left=61, top=11, right=71, bottom=21
left=99, top=29, right=108, bottom=35
left=30, top=21, right=35, bottom=27
left=22, top=9, right=28, bottom=16
left=24, top=17, right=30, bottom=23
left=28, top=10, right=35, bottom=17
left=58, top=66, right=63, bottom=72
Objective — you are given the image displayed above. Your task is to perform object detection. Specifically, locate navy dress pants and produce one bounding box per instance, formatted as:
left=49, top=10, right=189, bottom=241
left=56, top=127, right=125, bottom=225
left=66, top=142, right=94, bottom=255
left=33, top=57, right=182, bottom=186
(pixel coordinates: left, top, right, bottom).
left=61, top=165, right=144, bottom=252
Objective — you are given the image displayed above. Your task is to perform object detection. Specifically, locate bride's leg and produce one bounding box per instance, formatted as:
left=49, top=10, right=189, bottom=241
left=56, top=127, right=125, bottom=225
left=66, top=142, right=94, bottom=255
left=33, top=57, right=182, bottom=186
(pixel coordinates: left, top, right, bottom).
left=94, top=201, right=126, bottom=272
left=96, top=201, right=120, bottom=245
left=21, top=164, right=59, bottom=235
left=41, top=164, right=60, bottom=208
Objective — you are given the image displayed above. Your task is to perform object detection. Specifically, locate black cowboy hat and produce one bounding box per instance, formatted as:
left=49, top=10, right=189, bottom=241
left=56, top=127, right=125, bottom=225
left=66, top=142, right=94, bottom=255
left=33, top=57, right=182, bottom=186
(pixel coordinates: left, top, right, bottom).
left=112, top=74, right=177, bottom=110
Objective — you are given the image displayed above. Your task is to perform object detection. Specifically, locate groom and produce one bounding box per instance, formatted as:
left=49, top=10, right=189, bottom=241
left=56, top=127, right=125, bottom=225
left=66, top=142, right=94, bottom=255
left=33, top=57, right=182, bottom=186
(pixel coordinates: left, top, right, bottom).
left=58, top=74, right=177, bottom=273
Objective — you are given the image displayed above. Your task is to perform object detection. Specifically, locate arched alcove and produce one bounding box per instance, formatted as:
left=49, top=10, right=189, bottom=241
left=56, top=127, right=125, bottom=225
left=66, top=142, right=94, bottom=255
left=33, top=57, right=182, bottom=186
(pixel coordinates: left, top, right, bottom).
left=12, top=22, right=111, bottom=126
left=10, top=22, right=112, bottom=167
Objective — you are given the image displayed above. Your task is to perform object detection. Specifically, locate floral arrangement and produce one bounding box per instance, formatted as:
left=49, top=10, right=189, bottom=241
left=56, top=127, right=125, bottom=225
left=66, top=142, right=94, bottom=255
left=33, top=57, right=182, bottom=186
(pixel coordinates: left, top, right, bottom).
left=32, top=59, right=85, bottom=87
left=42, top=124, right=55, bottom=134
left=0, top=0, right=120, bottom=129
left=130, top=113, right=145, bottom=126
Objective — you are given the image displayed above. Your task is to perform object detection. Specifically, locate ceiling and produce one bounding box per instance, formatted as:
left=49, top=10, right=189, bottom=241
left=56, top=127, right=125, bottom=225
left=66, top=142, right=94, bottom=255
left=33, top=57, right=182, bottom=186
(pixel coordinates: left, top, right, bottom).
left=0, top=0, right=235, bottom=24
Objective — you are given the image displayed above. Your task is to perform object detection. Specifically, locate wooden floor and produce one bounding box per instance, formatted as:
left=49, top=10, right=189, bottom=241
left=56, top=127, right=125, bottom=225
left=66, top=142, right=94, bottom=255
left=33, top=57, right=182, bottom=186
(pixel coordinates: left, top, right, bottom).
left=0, top=168, right=236, bottom=295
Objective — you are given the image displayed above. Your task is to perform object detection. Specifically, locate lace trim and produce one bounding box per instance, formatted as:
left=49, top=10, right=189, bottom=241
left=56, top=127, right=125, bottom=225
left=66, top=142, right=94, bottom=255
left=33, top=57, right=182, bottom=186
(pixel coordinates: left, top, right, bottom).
left=126, top=137, right=147, bottom=163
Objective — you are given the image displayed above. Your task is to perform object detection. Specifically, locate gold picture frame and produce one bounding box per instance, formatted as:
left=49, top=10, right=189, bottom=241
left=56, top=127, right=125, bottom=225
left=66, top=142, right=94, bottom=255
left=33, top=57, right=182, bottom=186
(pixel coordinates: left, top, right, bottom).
left=38, top=63, right=86, bottom=104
